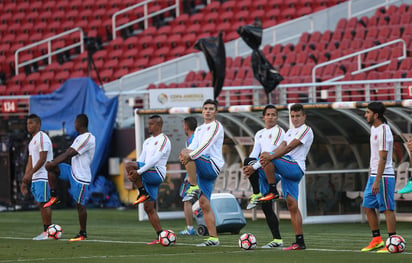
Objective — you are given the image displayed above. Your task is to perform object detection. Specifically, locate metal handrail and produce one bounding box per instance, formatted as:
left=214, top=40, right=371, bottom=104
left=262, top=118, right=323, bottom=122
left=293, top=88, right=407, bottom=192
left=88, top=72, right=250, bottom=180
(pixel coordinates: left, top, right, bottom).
left=112, top=0, right=180, bottom=40
left=312, top=38, right=407, bottom=83
left=15, top=27, right=84, bottom=75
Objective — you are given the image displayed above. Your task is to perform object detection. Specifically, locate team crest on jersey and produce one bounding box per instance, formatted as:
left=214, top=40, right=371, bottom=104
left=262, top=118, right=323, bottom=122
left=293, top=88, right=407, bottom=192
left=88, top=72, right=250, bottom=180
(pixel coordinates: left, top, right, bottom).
left=154, top=142, right=158, bottom=145
left=207, top=126, right=210, bottom=131
left=269, top=134, right=272, bottom=139
left=374, top=135, right=378, bottom=140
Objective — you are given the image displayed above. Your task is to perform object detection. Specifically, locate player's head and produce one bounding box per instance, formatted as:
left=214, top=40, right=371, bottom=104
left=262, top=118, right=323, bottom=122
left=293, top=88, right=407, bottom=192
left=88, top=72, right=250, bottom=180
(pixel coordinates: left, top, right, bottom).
left=262, top=105, right=278, bottom=129
left=148, top=115, right=163, bottom=135
left=27, top=114, right=41, bottom=135
left=202, top=99, right=218, bottom=123
left=75, top=114, right=89, bottom=132
left=365, top=102, right=386, bottom=124
left=290, top=103, right=306, bottom=128
left=183, top=116, right=197, bottom=136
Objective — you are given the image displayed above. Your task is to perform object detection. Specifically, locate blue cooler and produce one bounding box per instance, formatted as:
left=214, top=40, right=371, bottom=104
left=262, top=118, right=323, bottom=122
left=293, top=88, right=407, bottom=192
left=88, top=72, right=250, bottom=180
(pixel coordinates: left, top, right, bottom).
left=193, top=193, right=246, bottom=236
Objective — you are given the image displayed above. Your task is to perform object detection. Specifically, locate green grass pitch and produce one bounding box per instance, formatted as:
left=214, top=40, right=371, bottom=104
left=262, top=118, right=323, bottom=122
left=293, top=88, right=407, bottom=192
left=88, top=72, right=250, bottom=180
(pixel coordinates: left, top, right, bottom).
left=0, top=209, right=411, bottom=263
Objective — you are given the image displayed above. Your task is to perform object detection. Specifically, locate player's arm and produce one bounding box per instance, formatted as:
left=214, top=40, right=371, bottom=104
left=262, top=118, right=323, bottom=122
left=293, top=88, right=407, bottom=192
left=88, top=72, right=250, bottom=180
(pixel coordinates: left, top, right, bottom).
left=21, top=156, right=33, bottom=194
left=30, top=151, right=48, bottom=175
left=372, top=150, right=388, bottom=194
left=45, top=147, right=78, bottom=170
left=262, top=138, right=301, bottom=160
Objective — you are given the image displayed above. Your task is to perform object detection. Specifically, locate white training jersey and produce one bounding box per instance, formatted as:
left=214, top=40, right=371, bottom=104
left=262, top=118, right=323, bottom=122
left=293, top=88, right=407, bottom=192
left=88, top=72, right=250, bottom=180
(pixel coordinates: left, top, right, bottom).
left=249, top=125, right=285, bottom=170
left=188, top=120, right=225, bottom=173
left=29, top=131, right=53, bottom=182
left=284, top=124, right=314, bottom=172
left=137, top=133, right=171, bottom=180
left=70, top=132, right=96, bottom=184
left=369, top=123, right=394, bottom=176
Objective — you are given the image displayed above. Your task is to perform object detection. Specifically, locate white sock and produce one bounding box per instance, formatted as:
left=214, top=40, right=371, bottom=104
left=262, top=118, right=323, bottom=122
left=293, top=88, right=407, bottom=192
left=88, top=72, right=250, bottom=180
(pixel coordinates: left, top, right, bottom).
left=187, top=226, right=194, bottom=230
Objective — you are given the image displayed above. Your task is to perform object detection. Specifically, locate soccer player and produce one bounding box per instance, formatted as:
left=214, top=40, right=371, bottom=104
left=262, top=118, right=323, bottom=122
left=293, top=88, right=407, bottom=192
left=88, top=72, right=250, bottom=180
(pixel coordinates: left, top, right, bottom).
left=259, top=103, right=314, bottom=250
left=179, top=99, right=225, bottom=247
left=21, top=114, right=54, bottom=240
left=397, top=138, right=412, bottom=194
left=179, top=116, right=198, bottom=236
left=242, top=105, right=285, bottom=248
left=360, top=102, right=397, bottom=253
left=125, top=115, right=171, bottom=245
left=44, top=114, right=96, bottom=242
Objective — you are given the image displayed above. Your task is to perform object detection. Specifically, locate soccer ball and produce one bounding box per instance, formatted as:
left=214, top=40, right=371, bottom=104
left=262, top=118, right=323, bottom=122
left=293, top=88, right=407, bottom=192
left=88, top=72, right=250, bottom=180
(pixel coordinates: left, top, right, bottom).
left=239, top=233, right=257, bottom=250
left=47, top=224, right=63, bottom=240
left=386, top=235, right=406, bottom=253
left=159, top=230, right=176, bottom=246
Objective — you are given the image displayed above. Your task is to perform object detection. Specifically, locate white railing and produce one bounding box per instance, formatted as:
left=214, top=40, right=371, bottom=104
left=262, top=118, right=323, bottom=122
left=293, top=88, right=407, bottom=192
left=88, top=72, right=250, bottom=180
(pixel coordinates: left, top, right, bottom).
left=312, top=39, right=407, bottom=82
left=112, top=0, right=180, bottom=40
left=15, top=28, right=84, bottom=75
left=106, top=78, right=412, bottom=127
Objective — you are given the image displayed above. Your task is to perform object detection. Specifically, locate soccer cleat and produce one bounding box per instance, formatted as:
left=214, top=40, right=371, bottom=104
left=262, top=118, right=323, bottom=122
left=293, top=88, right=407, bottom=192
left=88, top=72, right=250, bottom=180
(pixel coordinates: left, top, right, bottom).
left=43, top=197, right=60, bottom=208
left=246, top=193, right=263, bottom=210
left=261, top=238, right=283, bottom=248
left=182, top=185, right=200, bottom=202
left=283, top=243, right=306, bottom=250
left=147, top=239, right=160, bottom=245
left=196, top=237, right=220, bottom=247
left=32, top=231, right=51, bottom=240
left=376, top=247, right=390, bottom=253
left=398, top=180, right=412, bottom=194
left=258, top=192, right=279, bottom=202
left=179, top=228, right=196, bottom=236
left=361, top=237, right=384, bottom=252
left=69, top=233, right=87, bottom=242
left=133, top=194, right=150, bottom=205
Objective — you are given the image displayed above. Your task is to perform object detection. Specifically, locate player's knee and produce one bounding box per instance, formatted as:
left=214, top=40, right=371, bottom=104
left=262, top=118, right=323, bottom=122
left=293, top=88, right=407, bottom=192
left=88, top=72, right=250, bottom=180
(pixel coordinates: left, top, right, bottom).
left=244, top=157, right=257, bottom=166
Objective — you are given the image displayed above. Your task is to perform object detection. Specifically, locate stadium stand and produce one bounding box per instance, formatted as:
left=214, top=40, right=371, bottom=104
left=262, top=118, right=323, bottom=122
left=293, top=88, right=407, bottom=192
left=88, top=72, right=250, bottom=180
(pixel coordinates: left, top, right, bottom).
left=0, top=0, right=347, bottom=96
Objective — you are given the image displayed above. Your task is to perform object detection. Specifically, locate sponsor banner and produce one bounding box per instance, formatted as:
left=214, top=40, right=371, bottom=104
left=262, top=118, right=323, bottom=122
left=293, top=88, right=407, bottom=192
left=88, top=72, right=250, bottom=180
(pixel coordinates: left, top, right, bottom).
left=149, top=88, right=214, bottom=109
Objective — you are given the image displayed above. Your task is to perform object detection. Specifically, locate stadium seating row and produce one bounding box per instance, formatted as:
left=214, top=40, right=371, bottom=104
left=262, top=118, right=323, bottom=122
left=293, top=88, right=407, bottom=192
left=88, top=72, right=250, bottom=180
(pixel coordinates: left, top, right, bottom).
left=0, top=0, right=347, bottom=95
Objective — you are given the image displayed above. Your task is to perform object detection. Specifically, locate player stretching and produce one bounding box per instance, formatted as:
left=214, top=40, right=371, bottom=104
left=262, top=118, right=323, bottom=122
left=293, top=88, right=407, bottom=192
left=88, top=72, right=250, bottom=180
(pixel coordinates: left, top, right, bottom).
left=125, top=115, right=171, bottom=245
left=361, top=102, right=397, bottom=253
left=397, top=138, right=412, bottom=193
left=21, top=114, right=54, bottom=240
left=243, top=105, right=285, bottom=248
left=44, top=114, right=96, bottom=242
left=179, top=116, right=198, bottom=236
left=260, top=103, right=313, bottom=250
left=179, top=99, right=225, bottom=247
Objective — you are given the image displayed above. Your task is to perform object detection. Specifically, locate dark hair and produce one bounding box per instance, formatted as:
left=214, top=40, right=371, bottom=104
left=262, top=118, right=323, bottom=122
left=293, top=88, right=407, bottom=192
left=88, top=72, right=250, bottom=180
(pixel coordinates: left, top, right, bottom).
left=184, top=116, right=197, bottom=131
left=367, top=102, right=387, bottom=123
left=202, top=99, right=218, bottom=110
left=290, top=103, right=304, bottom=114
left=263, top=105, right=276, bottom=116
left=76, top=114, right=89, bottom=128
left=149, top=114, right=163, bottom=125
left=27, top=114, right=41, bottom=124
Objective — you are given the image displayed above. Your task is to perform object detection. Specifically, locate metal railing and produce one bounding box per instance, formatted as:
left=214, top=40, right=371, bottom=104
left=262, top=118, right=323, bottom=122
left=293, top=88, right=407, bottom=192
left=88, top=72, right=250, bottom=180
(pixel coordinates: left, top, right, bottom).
left=112, top=0, right=180, bottom=40
left=15, top=28, right=84, bottom=75
left=312, top=39, right=407, bottom=82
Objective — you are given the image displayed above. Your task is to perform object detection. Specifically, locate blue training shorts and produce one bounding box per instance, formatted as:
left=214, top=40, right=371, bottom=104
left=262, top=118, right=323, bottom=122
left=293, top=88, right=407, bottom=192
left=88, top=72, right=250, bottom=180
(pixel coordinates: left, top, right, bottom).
left=194, top=155, right=219, bottom=200
left=137, top=162, right=163, bottom=201
left=271, top=155, right=304, bottom=201
left=31, top=180, right=50, bottom=203
left=362, top=175, right=395, bottom=212
left=58, top=163, right=89, bottom=205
